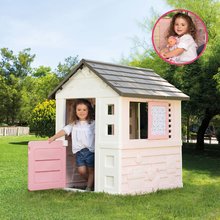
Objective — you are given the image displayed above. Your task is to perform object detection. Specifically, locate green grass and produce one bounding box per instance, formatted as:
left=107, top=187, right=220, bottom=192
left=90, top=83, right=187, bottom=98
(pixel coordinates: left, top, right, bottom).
left=0, top=136, right=220, bottom=220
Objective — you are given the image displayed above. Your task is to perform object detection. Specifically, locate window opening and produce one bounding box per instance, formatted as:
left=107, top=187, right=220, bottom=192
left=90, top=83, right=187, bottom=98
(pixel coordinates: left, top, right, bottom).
left=129, top=102, right=148, bottom=139
left=108, top=104, right=114, bottom=115
left=107, top=124, right=114, bottom=135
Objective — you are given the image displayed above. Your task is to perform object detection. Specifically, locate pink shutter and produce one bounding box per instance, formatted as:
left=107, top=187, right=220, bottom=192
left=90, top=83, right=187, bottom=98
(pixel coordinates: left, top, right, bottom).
left=148, top=102, right=169, bottom=140
left=28, top=140, right=66, bottom=191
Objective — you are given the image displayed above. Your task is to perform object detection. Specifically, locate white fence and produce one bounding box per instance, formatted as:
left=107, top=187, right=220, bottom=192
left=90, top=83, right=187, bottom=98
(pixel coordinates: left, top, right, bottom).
left=0, top=127, right=30, bottom=136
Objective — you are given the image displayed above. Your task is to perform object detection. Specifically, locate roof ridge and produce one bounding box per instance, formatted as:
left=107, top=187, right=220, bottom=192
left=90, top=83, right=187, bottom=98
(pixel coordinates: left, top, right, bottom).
left=82, top=58, right=154, bottom=72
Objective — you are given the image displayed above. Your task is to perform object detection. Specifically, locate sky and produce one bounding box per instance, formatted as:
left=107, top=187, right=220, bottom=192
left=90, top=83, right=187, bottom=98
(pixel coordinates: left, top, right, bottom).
left=0, top=0, right=172, bottom=69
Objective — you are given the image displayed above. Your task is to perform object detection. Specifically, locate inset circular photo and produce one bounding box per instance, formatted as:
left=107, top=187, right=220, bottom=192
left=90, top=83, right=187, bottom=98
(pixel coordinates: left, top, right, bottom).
left=152, top=9, right=208, bottom=65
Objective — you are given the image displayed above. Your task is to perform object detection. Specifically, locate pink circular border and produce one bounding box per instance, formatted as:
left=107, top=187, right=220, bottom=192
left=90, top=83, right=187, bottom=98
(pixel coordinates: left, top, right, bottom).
left=151, top=9, right=208, bottom=65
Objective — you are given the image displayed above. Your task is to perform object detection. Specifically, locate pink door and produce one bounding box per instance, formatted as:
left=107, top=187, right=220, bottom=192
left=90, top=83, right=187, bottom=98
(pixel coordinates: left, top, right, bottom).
left=28, top=140, right=66, bottom=191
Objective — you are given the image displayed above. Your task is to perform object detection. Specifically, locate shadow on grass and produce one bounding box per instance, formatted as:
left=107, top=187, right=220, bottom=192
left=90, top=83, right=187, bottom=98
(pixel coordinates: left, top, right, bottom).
left=9, top=141, right=29, bottom=145
left=183, top=143, right=220, bottom=157
left=182, top=143, right=220, bottom=177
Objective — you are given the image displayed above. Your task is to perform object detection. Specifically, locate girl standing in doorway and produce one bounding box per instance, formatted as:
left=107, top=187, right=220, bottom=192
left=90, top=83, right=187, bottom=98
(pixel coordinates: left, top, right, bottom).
left=49, top=99, right=95, bottom=191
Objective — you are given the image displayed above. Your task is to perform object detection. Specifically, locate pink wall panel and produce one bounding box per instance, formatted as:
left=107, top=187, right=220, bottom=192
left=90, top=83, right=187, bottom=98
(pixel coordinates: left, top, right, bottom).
left=28, top=140, right=66, bottom=191
left=121, top=148, right=182, bottom=194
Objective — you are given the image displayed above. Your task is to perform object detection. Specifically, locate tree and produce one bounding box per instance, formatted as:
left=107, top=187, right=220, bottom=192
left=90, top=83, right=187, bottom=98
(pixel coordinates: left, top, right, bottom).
left=0, top=47, right=78, bottom=126
left=32, top=66, right=52, bottom=77
left=0, top=48, right=35, bottom=124
left=19, top=66, right=60, bottom=124
left=0, top=48, right=35, bottom=78
left=32, top=66, right=60, bottom=100
left=55, top=55, right=79, bottom=79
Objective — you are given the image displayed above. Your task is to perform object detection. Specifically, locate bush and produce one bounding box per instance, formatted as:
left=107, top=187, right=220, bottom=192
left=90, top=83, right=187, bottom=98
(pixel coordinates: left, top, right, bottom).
left=30, top=99, right=55, bottom=137
left=0, top=123, right=8, bottom=127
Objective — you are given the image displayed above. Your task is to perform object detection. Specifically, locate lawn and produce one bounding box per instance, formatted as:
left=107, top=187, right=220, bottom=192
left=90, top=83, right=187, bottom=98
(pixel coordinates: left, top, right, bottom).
left=0, top=136, right=220, bottom=220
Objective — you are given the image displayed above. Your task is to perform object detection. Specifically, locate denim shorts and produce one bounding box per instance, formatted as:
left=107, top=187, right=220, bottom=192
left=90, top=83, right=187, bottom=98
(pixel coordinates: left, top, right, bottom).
left=76, top=148, right=94, bottom=168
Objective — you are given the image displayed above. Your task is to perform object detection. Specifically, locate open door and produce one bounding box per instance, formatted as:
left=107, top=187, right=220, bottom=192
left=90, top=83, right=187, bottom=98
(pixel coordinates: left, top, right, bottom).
left=28, top=140, right=66, bottom=191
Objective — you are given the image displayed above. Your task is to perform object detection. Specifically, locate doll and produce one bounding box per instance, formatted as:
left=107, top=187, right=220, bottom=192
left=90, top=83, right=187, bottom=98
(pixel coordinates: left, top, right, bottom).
left=161, top=36, right=180, bottom=63
left=167, top=36, right=179, bottom=51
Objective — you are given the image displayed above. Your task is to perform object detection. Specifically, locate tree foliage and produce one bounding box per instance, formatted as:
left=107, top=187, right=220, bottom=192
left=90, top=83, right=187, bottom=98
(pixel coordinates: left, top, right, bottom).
left=0, top=75, right=21, bottom=124
left=19, top=70, right=59, bottom=124
left=30, top=99, right=56, bottom=137
left=0, top=47, right=78, bottom=128
left=55, top=55, right=79, bottom=79
left=0, top=48, right=35, bottom=124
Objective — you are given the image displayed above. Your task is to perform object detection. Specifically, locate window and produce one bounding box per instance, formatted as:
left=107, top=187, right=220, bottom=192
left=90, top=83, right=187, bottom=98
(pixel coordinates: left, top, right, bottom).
left=107, top=104, right=115, bottom=135
left=129, top=101, right=170, bottom=140
left=129, top=102, right=148, bottom=139
left=108, top=104, right=114, bottom=115
left=107, top=124, right=114, bottom=135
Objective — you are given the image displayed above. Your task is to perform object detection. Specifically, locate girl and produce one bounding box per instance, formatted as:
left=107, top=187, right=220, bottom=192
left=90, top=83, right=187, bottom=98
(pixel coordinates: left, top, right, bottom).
left=48, top=99, right=95, bottom=191
left=161, top=12, right=198, bottom=63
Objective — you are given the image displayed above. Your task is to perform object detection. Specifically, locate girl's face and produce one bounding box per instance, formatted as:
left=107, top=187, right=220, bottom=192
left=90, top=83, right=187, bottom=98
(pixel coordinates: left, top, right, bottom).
left=174, top=17, right=189, bottom=36
left=76, top=104, right=88, bottom=121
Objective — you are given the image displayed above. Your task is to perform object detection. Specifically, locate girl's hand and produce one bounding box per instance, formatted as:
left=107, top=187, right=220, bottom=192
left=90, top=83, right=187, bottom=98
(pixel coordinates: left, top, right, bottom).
left=162, top=53, right=168, bottom=58
left=163, top=48, right=184, bottom=58
left=48, top=130, right=66, bottom=143
left=161, top=52, right=167, bottom=58
left=160, top=48, right=169, bottom=54
left=48, top=136, right=56, bottom=143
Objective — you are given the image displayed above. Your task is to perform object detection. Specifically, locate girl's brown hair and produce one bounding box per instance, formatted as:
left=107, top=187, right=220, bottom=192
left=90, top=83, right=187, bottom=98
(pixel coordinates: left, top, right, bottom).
left=166, top=12, right=197, bottom=40
left=71, top=99, right=94, bottom=124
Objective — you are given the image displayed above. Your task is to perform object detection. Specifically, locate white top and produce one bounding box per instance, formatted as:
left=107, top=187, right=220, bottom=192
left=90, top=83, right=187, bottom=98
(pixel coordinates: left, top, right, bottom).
left=63, top=120, right=95, bottom=154
left=177, top=34, right=198, bottom=63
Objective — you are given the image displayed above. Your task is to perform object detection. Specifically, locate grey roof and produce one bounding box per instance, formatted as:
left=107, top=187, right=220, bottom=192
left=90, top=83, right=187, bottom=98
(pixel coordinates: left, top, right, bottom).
left=49, top=59, right=189, bottom=100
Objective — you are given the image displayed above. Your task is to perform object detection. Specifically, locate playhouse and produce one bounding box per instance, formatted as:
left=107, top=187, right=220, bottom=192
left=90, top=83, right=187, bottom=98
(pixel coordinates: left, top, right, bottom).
left=28, top=59, right=189, bottom=194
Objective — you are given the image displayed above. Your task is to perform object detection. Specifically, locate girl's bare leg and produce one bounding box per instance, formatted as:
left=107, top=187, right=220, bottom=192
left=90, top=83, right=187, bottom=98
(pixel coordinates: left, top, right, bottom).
left=78, top=166, right=88, bottom=179
left=77, top=166, right=94, bottom=189
left=87, top=167, right=94, bottom=188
